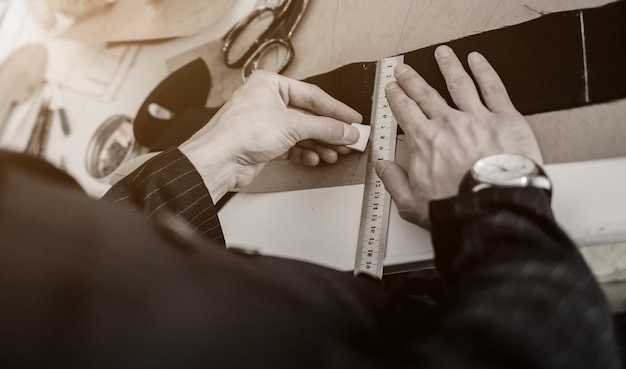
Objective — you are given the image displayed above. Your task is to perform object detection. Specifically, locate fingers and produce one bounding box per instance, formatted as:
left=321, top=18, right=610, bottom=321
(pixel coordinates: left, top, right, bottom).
left=274, top=73, right=363, bottom=124
left=250, top=72, right=361, bottom=147
left=243, top=71, right=362, bottom=162
left=375, top=160, right=429, bottom=227
left=286, top=140, right=352, bottom=166
left=291, top=112, right=360, bottom=146
left=385, top=80, right=425, bottom=125
left=287, top=146, right=321, bottom=166
left=296, top=140, right=340, bottom=163
left=467, top=51, right=514, bottom=113
left=393, top=63, right=449, bottom=119
left=385, top=81, right=442, bottom=143
left=434, top=45, right=485, bottom=113
left=391, top=47, right=514, bottom=115
left=374, top=160, right=412, bottom=209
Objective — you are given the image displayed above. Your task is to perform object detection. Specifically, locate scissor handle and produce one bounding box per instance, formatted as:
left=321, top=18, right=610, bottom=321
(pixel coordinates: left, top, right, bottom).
left=222, top=5, right=279, bottom=69
left=241, top=38, right=295, bottom=82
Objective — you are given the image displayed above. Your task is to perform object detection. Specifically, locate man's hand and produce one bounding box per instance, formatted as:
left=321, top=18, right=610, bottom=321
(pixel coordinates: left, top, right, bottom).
left=376, top=45, right=542, bottom=228
left=179, top=71, right=362, bottom=202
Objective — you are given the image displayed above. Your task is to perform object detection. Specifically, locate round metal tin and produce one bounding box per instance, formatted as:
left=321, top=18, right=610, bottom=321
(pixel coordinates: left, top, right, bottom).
left=85, top=114, right=147, bottom=180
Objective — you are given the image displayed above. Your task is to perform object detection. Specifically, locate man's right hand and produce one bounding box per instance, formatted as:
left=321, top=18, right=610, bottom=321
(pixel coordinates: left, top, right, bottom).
left=375, top=45, right=542, bottom=229
left=179, top=71, right=362, bottom=203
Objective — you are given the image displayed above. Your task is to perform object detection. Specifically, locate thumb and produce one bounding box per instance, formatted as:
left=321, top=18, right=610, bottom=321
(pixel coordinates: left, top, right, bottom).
left=291, top=115, right=359, bottom=146
left=375, top=160, right=412, bottom=204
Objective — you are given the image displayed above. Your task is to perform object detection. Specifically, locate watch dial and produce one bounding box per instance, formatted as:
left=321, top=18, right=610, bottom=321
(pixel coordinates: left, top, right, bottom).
left=473, top=154, right=537, bottom=185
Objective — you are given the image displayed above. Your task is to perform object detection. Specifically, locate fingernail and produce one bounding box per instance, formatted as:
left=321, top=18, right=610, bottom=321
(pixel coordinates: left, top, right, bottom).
left=468, top=51, right=484, bottom=64
left=375, top=160, right=385, bottom=175
left=343, top=123, right=359, bottom=142
left=395, top=63, right=410, bottom=75
left=435, top=45, right=451, bottom=57
left=308, top=155, right=320, bottom=167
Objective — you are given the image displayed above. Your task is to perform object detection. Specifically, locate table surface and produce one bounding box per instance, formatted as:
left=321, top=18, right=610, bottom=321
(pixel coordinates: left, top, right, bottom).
left=1, top=0, right=625, bottom=277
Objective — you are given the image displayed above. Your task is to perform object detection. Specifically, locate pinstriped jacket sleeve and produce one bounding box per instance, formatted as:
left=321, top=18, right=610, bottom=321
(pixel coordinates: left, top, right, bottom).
left=101, top=147, right=225, bottom=247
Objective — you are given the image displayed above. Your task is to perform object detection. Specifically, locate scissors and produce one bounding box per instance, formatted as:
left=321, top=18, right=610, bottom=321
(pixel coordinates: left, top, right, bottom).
left=222, top=0, right=310, bottom=81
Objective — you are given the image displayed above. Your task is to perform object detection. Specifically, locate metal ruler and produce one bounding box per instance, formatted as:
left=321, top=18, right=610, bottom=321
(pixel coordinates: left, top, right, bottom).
left=354, top=55, right=402, bottom=279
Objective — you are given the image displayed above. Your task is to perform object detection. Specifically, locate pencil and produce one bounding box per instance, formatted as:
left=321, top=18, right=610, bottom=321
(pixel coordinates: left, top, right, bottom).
left=52, top=82, right=71, bottom=135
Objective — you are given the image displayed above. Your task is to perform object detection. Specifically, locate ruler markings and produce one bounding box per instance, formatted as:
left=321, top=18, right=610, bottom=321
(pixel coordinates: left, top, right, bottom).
left=354, top=55, right=402, bottom=279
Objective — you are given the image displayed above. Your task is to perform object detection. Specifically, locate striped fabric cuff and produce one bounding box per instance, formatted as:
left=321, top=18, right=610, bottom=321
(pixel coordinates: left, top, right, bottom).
left=102, top=147, right=225, bottom=247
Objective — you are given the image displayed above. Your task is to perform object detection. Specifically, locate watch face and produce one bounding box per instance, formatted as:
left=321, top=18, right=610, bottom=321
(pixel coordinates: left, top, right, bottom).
left=472, top=154, right=538, bottom=186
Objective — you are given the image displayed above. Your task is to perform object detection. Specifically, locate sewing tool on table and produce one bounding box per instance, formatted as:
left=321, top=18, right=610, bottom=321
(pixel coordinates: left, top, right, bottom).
left=51, top=81, right=71, bottom=135
left=354, top=55, right=402, bottom=279
left=222, top=0, right=309, bottom=81
left=85, top=114, right=147, bottom=181
left=0, top=44, right=47, bottom=140
left=24, top=95, right=53, bottom=159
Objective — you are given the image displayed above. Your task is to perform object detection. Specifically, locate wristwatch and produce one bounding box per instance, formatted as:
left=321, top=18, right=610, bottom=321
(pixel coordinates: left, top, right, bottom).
left=459, top=153, right=552, bottom=199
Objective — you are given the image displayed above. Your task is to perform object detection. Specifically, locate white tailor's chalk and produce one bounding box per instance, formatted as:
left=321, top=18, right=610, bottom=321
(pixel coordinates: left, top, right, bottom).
left=346, top=123, right=371, bottom=152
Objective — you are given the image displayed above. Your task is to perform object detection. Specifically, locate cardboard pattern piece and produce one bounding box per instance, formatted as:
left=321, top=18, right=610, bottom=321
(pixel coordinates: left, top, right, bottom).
left=164, top=0, right=626, bottom=193
left=253, top=2, right=626, bottom=193
left=59, top=0, right=233, bottom=43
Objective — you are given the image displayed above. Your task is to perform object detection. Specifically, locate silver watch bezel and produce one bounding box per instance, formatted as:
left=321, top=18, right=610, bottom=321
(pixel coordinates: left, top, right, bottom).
left=470, top=153, right=551, bottom=192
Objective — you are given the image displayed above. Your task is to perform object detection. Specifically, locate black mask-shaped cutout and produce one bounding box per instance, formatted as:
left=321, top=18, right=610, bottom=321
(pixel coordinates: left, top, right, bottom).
left=133, top=58, right=219, bottom=151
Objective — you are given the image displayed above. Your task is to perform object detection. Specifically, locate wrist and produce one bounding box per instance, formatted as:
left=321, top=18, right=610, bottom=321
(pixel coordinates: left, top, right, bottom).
left=179, top=139, right=239, bottom=203
left=430, top=187, right=555, bottom=280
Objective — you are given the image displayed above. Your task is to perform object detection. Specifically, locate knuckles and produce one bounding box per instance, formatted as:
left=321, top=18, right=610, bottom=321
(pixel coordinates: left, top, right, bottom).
left=481, top=82, right=503, bottom=95
left=412, top=85, right=442, bottom=104
left=447, top=73, right=472, bottom=90
left=469, top=60, right=492, bottom=74
left=389, top=94, right=416, bottom=114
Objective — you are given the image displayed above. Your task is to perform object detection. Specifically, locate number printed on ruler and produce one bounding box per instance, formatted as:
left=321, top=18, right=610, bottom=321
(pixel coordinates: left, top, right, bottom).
left=355, top=55, right=402, bottom=278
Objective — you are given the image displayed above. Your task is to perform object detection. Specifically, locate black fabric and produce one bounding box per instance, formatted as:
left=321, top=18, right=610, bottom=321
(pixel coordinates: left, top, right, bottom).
left=0, top=149, right=622, bottom=367
left=584, top=2, right=626, bottom=103
left=133, top=58, right=216, bottom=151
left=403, top=9, right=584, bottom=115
left=304, top=61, right=377, bottom=124
left=309, top=1, right=626, bottom=119
left=132, top=2, right=626, bottom=150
